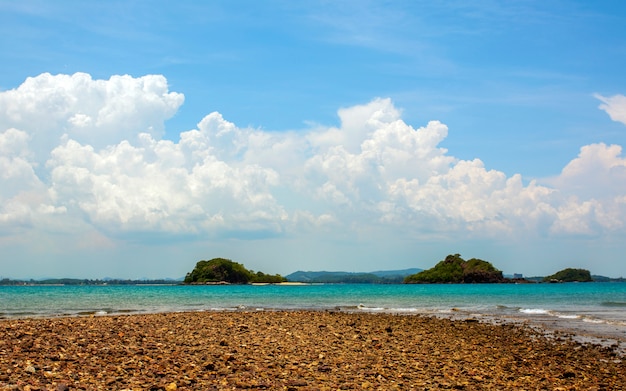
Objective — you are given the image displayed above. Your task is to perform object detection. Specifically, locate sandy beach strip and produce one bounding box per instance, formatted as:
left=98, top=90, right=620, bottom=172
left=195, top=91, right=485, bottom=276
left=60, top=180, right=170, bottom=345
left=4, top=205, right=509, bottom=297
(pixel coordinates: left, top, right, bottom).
left=1, top=311, right=624, bottom=390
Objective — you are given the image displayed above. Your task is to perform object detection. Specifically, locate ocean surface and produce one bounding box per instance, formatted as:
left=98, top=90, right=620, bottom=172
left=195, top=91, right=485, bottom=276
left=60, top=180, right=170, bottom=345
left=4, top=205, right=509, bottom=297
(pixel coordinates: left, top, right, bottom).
left=2, top=282, right=626, bottom=344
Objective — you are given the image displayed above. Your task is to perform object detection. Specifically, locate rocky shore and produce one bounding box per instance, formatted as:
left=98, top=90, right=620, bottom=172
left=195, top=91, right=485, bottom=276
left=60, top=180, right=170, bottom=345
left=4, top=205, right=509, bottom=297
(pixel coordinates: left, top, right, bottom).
left=1, top=311, right=624, bottom=390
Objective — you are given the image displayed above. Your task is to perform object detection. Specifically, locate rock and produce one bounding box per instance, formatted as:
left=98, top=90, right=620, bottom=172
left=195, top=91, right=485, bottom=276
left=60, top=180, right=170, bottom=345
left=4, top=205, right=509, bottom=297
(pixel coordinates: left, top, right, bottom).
left=0, top=311, right=624, bottom=389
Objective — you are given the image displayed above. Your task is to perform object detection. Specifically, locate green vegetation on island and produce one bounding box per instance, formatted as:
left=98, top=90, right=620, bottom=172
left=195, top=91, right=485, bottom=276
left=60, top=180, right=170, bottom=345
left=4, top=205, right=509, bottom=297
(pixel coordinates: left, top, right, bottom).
left=543, top=268, right=593, bottom=282
left=404, top=254, right=506, bottom=284
left=184, top=258, right=286, bottom=284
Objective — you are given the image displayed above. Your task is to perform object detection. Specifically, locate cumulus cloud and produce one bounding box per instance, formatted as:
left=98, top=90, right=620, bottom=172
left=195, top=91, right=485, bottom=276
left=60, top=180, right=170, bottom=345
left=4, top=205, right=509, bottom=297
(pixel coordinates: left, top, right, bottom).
left=0, top=72, right=184, bottom=161
left=1, top=73, right=626, bottom=245
left=0, top=130, right=68, bottom=240
left=595, top=93, right=626, bottom=125
left=46, top=132, right=286, bottom=237
left=555, top=143, right=626, bottom=198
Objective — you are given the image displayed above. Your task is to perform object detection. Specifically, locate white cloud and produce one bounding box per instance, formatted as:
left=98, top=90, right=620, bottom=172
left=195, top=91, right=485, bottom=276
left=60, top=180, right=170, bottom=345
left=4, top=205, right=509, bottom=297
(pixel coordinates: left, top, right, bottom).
left=1, top=73, right=626, bottom=247
left=555, top=143, right=626, bottom=198
left=0, top=128, right=47, bottom=234
left=595, top=93, right=626, bottom=125
left=0, top=72, right=184, bottom=162
left=541, top=143, right=626, bottom=234
left=46, top=134, right=286, bottom=236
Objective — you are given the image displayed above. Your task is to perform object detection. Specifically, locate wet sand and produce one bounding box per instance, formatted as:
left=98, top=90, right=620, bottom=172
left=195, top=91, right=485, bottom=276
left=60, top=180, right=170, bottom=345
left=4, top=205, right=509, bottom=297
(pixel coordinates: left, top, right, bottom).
left=1, top=311, right=624, bottom=390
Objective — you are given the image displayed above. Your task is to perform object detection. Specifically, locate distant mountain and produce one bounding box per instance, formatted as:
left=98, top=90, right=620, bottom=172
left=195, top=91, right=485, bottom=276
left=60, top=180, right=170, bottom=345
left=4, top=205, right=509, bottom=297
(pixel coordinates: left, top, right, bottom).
left=370, top=268, right=423, bottom=278
left=285, top=268, right=422, bottom=284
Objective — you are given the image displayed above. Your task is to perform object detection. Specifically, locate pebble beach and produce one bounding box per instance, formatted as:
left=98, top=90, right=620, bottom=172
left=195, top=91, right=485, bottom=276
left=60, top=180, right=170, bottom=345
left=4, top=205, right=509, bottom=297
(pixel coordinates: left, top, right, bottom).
left=1, top=311, right=624, bottom=390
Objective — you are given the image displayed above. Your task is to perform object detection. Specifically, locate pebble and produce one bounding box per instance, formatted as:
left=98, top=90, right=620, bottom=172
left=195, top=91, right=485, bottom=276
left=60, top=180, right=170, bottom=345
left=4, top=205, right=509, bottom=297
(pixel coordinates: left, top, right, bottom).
left=0, top=311, right=624, bottom=390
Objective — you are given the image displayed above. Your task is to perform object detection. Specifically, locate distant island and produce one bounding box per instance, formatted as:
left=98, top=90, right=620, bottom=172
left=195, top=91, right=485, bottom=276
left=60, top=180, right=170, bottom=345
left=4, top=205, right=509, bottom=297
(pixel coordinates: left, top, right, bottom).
left=543, top=268, right=593, bottom=283
left=404, top=254, right=509, bottom=283
left=184, top=258, right=286, bottom=284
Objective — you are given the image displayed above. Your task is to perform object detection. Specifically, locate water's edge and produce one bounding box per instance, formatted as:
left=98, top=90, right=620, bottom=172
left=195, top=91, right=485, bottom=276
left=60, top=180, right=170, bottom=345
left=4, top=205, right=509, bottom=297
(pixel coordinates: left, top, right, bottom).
left=2, top=283, right=625, bottom=355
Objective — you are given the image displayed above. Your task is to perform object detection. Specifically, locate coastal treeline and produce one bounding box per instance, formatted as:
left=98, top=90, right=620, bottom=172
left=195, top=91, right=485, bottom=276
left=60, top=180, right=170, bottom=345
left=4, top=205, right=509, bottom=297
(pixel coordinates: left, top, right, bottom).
left=0, top=278, right=178, bottom=286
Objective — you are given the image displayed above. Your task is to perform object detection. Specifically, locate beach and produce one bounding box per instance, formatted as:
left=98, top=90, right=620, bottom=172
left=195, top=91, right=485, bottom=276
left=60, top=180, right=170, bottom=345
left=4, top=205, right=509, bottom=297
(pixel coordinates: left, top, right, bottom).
left=1, top=311, right=624, bottom=390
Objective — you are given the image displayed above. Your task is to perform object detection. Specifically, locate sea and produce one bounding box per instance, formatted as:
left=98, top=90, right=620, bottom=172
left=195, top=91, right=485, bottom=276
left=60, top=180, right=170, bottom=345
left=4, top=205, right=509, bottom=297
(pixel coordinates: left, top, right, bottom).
left=2, top=282, right=626, bottom=350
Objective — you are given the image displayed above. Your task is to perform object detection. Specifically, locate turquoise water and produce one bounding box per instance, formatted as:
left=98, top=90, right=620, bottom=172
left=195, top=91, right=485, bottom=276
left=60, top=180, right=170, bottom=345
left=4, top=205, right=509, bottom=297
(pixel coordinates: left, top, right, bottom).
left=1, top=283, right=625, bottom=339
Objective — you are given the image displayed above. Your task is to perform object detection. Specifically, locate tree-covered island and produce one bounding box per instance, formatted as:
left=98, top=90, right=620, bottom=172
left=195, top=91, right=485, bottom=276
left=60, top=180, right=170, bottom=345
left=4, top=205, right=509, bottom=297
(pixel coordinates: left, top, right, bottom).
left=404, top=254, right=508, bottom=283
left=543, top=268, right=593, bottom=282
left=184, top=258, right=287, bottom=284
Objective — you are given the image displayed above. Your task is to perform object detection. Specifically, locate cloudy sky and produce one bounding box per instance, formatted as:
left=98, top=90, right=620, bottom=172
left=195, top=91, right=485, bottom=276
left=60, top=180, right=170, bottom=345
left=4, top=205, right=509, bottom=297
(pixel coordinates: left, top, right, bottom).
left=1, top=1, right=626, bottom=279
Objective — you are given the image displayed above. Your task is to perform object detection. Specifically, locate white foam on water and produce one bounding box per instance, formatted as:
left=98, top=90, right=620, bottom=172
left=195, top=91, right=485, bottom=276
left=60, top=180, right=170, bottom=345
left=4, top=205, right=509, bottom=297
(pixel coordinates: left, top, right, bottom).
left=389, top=308, right=420, bottom=313
left=582, top=317, right=605, bottom=324
left=557, top=314, right=580, bottom=319
left=519, top=308, right=550, bottom=315
left=357, top=304, right=385, bottom=311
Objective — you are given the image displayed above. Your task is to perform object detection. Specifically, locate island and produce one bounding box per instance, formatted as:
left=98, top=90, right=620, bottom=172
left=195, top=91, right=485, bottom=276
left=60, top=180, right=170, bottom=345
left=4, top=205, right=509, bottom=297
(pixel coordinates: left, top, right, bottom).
left=404, top=254, right=507, bottom=283
left=184, top=258, right=286, bottom=284
left=543, top=268, right=593, bottom=282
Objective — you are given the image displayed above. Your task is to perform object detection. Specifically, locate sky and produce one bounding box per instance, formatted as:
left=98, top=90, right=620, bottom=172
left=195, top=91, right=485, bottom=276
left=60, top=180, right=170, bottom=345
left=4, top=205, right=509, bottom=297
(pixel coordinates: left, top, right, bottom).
left=1, top=1, right=626, bottom=279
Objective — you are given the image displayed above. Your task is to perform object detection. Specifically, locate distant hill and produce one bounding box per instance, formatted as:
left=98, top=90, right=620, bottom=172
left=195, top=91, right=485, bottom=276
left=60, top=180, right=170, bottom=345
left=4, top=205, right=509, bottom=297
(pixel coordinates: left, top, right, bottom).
left=592, top=275, right=626, bottom=282
left=285, top=268, right=422, bottom=284
left=370, top=268, right=423, bottom=277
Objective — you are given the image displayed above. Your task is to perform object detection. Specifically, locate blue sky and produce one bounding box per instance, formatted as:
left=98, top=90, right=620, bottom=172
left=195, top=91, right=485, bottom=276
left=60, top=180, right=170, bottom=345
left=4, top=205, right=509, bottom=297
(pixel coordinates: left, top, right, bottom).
left=1, top=1, right=626, bottom=279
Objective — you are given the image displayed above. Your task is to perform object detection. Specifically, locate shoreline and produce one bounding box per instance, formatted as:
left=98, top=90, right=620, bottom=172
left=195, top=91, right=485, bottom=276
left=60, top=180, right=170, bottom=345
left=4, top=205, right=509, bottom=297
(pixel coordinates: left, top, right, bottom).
left=1, top=310, right=624, bottom=390
left=433, top=309, right=626, bottom=358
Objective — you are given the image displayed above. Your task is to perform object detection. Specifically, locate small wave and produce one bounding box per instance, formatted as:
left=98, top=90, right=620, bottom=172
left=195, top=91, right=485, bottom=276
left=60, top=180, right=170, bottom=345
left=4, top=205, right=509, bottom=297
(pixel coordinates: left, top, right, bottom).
left=388, top=308, right=420, bottom=313
left=76, top=308, right=113, bottom=316
left=557, top=314, right=580, bottom=319
left=215, top=306, right=246, bottom=311
left=357, top=304, right=385, bottom=311
left=582, top=317, right=605, bottom=324
left=519, top=308, right=550, bottom=315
